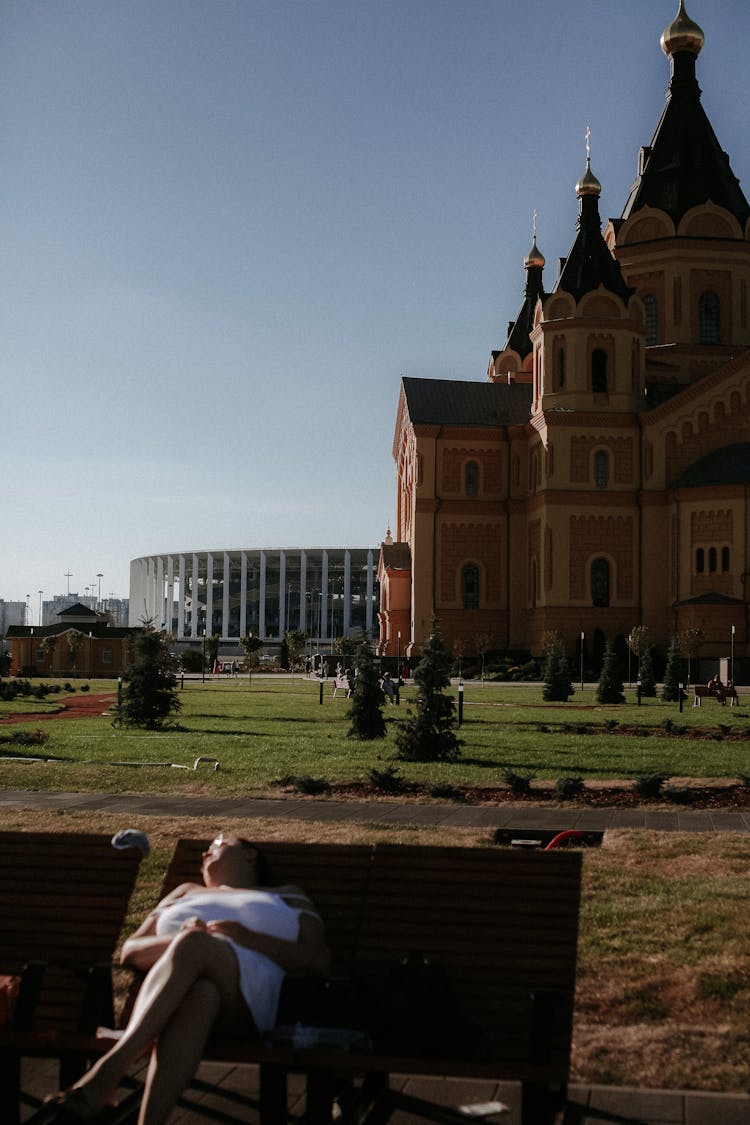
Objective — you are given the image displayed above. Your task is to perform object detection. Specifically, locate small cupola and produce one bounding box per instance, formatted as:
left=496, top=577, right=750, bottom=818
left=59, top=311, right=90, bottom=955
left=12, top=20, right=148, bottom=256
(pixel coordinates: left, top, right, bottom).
left=660, top=1, right=704, bottom=59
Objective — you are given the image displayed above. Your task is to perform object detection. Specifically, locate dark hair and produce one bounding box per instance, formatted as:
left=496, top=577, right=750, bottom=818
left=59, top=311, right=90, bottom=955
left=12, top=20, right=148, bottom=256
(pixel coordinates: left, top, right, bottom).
left=239, top=838, right=274, bottom=886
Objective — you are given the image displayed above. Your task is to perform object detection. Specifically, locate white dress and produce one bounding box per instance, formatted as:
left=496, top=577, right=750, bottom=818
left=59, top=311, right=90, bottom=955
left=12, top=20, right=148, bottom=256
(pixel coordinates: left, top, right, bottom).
left=154, top=888, right=308, bottom=1032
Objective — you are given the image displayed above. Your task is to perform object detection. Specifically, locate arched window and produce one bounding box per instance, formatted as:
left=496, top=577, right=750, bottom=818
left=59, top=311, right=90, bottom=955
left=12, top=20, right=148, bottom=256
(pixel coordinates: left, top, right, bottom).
left=708, top=546, right=717, bottom=573
left=721, top=546, right=730, bottom=572
left=696, top=547, right=705, bottom=574
left=465, top=460, right=479, bottom=496
left=558, top=347, right=565, bottom=388
left=699, top=291, right=720, bottom=344
left=461, top=564, right=479, bottom=610
left=592, top=348, right=609, bottom=393
left=643, top=294, right=659, bottom=345
left=594, top=450, right=609, bottom=487
left=591, top=558, right=610, bottom=607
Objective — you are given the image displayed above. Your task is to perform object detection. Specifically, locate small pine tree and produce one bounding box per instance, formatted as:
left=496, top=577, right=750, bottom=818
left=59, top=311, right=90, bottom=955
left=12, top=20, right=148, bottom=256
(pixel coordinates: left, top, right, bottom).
left=596, top=640, right=625, bottom=704
left=347, top=638, right=386, bottom=740
left=638, top=646, right=657, bottom=697
left=542, top=644, right=575, bottom=702
left=394, top=625, right=463, bottom=762
left=662, top=637, right=683, bottom=702
left=121, top=629, right=181, bottom=729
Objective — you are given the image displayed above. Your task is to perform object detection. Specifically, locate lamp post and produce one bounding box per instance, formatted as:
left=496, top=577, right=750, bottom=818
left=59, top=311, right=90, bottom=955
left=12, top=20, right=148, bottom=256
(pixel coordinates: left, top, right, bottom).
left=731, top=624, right=736, bottom=686
left=97, top=573, right=103, bottom=608
left=397, top=630, right=401, bottom=675
left=580, top=631, right=585, bottom=692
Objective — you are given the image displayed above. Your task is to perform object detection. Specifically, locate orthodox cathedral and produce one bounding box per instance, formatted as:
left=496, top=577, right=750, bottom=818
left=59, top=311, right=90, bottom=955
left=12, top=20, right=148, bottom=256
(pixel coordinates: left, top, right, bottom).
left=377, top=3, right=750, bottom=676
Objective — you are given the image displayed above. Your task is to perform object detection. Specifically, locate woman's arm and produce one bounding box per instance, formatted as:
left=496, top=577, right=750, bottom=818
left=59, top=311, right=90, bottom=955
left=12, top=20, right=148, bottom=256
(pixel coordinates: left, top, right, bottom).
left=120, top=883, right=202, bottom=972
left=207, top=913, right=330, bottom=977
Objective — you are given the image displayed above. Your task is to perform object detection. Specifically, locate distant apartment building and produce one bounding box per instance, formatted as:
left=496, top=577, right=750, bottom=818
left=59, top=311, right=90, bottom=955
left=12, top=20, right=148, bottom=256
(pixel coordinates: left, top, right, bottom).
left=42, top=593, right=129, bottom=628
left=0, top=600, right=26, bottom=634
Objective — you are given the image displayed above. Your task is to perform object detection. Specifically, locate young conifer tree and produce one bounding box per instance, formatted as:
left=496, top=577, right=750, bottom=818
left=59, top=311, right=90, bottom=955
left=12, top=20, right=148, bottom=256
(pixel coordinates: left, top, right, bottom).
left=662, top=637, right=683, bottom=702
left=542, top=643, right=575, bottom=702
left=596, top=640, right=626, bottom=704
left=121, top=627, right=181, bottom=729
left=347, top=636, right=386, bottom=740
left=394, top=624, right=462, bottom=762
left=638, top=645, right=657, bottom=697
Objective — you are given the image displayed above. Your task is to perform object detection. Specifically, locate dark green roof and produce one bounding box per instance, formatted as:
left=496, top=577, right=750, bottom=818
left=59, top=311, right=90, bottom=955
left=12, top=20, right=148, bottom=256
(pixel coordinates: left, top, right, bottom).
left=401, top=377, right=531, bottom=428
left=504, top=262, right=545, bottom=360
left=675, top=443, right=750, bottom=487
left=555, top=195, right=634, bottom=305
left=621, top=50, right=749, bottom=228
left=677, top=592, right=744, bottom=607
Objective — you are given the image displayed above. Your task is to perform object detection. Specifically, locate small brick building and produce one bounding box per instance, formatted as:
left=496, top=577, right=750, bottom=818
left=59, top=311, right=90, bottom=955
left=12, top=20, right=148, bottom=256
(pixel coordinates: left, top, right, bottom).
left=6, top=603, right=139, bottom=678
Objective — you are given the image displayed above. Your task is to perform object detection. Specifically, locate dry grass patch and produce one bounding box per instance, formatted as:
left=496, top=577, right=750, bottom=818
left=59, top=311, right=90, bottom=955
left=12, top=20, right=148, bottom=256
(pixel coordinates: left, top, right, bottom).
left=575, top=830, right=750, bottom=1091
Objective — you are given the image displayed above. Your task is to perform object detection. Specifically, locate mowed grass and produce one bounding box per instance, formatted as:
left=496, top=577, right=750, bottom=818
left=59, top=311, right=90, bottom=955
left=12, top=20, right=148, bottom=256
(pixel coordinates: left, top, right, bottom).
left=0, top=677, right=749, bottom=794
left=3, top=807, right=750, bottom=1094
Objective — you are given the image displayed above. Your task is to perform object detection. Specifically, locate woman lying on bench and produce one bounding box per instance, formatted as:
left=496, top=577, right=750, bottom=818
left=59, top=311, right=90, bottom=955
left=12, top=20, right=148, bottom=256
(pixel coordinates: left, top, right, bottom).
left=48, top=833, right=330, bottom=1124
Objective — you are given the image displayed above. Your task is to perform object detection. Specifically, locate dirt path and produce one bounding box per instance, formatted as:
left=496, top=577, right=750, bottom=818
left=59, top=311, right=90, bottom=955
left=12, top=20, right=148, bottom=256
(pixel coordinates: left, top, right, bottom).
left=0, top=692, right=116, bottom=724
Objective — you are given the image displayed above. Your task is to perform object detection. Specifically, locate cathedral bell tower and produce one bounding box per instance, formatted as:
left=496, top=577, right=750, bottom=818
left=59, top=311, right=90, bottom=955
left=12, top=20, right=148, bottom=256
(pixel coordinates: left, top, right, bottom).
left=530, top=135, right=644, bottom=417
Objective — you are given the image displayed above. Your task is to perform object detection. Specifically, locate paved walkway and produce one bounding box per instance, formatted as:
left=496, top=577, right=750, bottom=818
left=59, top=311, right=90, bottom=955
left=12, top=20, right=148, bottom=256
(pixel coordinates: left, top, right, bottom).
left=8, top=789, right=750, bottom=1123
left=2, top=788, right=750, bottom=834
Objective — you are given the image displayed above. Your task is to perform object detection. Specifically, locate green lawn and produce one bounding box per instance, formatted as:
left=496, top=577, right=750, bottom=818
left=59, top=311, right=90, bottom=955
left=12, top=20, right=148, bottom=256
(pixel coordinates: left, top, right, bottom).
left=0, top=677, right=747, bottom=795
left=3, top=679, right=750, bottom=1094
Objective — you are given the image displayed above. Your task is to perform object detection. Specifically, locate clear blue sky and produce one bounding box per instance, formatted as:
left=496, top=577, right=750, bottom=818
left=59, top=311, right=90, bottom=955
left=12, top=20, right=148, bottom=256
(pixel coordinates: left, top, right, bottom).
left=1, top=1, right=748, bottom=610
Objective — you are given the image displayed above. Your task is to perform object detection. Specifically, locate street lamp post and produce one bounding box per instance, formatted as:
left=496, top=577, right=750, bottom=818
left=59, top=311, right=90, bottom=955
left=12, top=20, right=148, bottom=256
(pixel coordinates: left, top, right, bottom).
left=731, top=624, right=736, bottom=686
left=97, top=573, right=103, bottom=608
left=580, top=632, right=585, bottom=693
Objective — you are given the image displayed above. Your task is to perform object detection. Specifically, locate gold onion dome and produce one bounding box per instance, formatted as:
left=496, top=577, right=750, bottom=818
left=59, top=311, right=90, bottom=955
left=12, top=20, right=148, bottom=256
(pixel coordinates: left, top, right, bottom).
left=525, top=237, right=545, bottom=269
left=576, top=156, right=601, bottom=198
left=661, top=0, right=704, bottom=57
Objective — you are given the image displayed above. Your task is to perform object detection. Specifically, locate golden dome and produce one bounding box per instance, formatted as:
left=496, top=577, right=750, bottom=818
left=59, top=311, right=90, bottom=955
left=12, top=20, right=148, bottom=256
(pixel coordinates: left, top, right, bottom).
left=576, top=157, right=601, bottom=198
left=524, top=237, right=545, bottom=269
left=660, top=1, right=704, bottom=57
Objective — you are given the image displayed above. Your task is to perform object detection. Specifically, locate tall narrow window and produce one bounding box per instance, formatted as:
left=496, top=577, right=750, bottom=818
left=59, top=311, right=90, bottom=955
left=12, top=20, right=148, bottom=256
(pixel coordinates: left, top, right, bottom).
left=461, top=564, right=479, bottom=610
left=708, top=546, right=717, bottom=573
left=696, top=547, right=705, bottom=574
left=592, top=348, right=608, bottom=393
left=591, top=558, right=610, bottom=607
left=465, top=461, right=479, bottom=496
left=643, top=294, right=659, bottom=345
left=721, top=546, right=730, bottom=572
left=594, top=450, right=609, bottom=487
left=699, top=291, right=720, bottom=344
left=558, top=347, right=565, bottom=388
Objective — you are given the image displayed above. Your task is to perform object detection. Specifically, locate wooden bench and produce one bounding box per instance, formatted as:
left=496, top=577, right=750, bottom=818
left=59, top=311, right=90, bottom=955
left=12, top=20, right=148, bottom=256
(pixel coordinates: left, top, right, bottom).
left=0, top=831, right=144, bottom=1125
left=693, top=683, right=738, bottom=706
left=118, top=838, right=582, bottom=1124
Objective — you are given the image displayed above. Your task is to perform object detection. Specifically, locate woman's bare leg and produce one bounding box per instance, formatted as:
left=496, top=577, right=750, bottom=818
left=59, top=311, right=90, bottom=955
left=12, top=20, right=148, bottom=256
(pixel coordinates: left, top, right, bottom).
left=60, top=930, right=246, bottom=1112
left=138, top=978, right=222, bottom=1125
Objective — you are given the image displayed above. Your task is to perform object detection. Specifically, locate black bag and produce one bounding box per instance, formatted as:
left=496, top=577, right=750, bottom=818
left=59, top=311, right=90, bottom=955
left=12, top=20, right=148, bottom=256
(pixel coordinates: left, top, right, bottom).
left=369, top=952, right=466, bottom=1058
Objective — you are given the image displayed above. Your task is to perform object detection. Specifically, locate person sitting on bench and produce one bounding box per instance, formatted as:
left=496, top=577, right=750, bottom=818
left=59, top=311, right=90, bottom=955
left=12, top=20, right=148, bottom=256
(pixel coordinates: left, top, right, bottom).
left=47, top=833, right=329, bottom=1125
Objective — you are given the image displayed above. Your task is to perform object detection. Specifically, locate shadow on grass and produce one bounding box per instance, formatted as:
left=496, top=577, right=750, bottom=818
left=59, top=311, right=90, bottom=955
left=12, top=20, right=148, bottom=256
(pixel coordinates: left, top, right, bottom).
left=458, top=755, right=643, bottom=779
left=179, top=728, right=262, bottom=737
